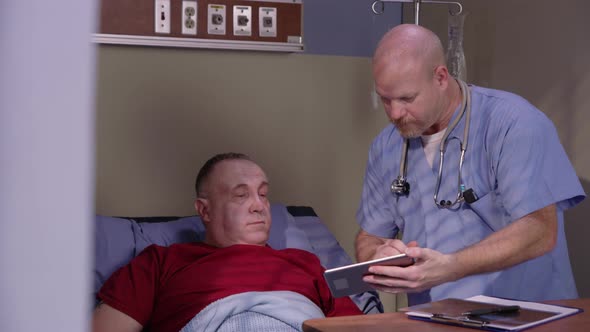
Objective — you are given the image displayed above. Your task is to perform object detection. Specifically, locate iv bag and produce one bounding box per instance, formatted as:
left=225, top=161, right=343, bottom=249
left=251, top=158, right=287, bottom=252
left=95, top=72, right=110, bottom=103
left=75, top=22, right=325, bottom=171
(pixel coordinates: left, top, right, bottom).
left=446, top=12, right=467, bottom=81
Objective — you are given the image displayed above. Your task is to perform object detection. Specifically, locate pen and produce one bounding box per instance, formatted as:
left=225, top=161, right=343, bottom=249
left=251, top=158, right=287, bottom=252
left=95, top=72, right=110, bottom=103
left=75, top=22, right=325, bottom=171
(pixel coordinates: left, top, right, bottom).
left=462, top=305, right=520, bottom=316
left=432, top=314, right=489, bottom=328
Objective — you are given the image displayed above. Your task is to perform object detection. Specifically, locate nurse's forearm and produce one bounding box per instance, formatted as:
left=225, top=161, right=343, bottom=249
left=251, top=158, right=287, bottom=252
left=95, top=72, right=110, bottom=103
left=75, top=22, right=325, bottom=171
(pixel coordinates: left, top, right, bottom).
left=355, top=229, right=386, bottom=262
left=450, top=204, right=557, bottom=280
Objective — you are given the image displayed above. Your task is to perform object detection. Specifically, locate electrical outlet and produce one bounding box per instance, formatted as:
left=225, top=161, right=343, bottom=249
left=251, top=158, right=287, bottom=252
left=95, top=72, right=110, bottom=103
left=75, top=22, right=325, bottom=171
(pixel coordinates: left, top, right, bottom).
left=259, top=7, right=277, bottom=37
left=155, top=0, right=171, bottom=34
left=207, top=4, right=226, bottom=35
left=233, top=5, right=252, bottom=36
left=182, top=1, right=198, bottom=35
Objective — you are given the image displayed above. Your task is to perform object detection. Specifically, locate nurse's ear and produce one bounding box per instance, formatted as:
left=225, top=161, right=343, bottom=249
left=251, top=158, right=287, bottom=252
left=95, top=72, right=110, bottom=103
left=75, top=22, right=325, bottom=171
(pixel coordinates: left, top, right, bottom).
left=433, top=65, right=451, bottom=89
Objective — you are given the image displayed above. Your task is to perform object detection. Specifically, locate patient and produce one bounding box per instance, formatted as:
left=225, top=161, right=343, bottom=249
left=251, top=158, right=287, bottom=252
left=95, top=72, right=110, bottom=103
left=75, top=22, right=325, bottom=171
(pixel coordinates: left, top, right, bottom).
left=92, top=152, right=361, bottom=332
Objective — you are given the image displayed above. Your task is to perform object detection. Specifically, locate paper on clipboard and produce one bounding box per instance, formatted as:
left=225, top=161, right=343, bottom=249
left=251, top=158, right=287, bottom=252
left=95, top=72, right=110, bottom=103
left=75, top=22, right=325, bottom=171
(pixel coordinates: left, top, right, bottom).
left=401, top=295, right=582, bottom=331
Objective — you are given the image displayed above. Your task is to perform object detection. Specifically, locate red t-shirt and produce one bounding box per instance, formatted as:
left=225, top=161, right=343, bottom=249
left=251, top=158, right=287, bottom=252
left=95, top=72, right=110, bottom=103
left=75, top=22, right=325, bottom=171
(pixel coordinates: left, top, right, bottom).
left=98, top=243, right=361, bottom=332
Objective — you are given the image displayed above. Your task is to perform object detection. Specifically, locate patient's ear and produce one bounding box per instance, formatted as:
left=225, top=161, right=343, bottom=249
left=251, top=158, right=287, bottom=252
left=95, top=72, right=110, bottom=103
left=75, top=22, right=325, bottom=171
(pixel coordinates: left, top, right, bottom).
left=195, top=198, right=210, bottom=224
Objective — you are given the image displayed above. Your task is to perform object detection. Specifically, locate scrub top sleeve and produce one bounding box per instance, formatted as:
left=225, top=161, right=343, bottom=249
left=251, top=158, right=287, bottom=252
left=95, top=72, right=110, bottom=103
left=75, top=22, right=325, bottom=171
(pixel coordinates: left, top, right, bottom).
left=491, top=110, right=584, bottom=221
left=356, top=137, right=400, bottom=239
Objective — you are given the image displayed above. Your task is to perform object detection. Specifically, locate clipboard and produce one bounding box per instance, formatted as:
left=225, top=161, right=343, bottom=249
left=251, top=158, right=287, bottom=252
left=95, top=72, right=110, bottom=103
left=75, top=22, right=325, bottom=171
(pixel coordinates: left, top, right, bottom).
left=400, top=295, right=582, bottom=331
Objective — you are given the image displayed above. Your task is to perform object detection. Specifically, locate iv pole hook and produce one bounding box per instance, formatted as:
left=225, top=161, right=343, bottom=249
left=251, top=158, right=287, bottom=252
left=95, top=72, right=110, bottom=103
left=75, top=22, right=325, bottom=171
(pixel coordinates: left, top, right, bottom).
left=371, top=0, right=463, bottom=17
left=371, top=1, right=385, bottom=15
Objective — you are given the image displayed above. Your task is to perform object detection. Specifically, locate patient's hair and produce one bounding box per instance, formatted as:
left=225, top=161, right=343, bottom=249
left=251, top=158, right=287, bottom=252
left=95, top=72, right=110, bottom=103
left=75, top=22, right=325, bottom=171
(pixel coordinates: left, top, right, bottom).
left=195, top=152, right=252, bottom=198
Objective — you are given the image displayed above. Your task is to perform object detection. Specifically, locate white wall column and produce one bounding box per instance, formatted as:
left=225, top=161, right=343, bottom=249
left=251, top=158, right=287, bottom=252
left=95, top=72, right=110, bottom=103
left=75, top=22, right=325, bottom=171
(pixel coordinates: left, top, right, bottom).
left=0, top=1, right=97, bottom=331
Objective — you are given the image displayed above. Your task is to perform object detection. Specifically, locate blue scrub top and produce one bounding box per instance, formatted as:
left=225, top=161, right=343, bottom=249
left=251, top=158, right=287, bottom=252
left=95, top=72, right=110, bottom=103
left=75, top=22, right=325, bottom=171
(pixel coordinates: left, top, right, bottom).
left=357, top=85, right=585, bottom=305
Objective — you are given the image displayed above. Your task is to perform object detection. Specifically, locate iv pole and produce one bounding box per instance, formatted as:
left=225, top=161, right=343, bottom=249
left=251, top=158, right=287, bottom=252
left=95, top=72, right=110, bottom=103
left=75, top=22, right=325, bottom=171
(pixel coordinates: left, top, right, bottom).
left=371, top=0, right=463, bottom=25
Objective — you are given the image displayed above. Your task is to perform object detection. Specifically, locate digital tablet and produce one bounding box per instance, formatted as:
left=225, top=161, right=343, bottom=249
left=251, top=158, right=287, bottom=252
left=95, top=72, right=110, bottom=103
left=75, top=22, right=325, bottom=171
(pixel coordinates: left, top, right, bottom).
left=324, top=253, right=415, bottom=298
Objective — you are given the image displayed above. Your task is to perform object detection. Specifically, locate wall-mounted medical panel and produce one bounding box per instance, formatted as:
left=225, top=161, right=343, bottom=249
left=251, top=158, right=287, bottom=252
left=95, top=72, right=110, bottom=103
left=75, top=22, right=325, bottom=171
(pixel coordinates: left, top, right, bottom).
left=94, top=0, right=303, bottom=52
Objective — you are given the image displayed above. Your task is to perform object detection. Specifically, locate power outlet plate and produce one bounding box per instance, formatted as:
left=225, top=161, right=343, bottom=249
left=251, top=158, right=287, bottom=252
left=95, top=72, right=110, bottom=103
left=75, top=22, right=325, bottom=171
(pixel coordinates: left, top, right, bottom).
left=207, top=4, right=226, bottom=35
left=182, top=0, right=198, bottom=35
left=155, top=0, right=171, bottom=34
left=259, top=7, right=277, bottom=37
left=233, top=5, right=252, bottom=36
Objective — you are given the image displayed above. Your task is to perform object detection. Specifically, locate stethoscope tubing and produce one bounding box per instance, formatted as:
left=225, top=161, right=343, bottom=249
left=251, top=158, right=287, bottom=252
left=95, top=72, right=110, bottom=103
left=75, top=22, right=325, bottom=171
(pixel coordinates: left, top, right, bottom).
left=391, top=79, right=472, bottom=209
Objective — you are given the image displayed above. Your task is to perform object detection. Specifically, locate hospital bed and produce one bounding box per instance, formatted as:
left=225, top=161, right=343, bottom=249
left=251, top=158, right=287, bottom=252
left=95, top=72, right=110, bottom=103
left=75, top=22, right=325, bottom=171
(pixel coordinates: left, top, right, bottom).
left=93, top=203, right=383, bottom=315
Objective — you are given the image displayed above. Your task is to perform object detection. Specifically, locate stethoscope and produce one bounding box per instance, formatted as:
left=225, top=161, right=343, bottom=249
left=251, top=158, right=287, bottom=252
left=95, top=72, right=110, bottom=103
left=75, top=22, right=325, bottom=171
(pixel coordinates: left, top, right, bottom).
left=390, top=79, right=479, bottom=208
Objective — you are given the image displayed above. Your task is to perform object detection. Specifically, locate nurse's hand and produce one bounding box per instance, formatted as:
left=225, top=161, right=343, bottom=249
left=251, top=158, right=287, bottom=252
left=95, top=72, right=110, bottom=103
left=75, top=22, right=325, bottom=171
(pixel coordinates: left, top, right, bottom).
left=363, top=246, right=460, bottom=294
left=372, top=239, right=418, bottom=259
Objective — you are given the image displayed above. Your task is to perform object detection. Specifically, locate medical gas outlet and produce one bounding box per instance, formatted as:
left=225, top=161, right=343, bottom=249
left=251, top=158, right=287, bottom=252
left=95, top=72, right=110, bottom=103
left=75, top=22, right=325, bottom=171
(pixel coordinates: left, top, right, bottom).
left=208, top=4, right=226, bottom=35
left=259, top=7, right=277, bottom=37
left=233, top=5, right=252, bottom=36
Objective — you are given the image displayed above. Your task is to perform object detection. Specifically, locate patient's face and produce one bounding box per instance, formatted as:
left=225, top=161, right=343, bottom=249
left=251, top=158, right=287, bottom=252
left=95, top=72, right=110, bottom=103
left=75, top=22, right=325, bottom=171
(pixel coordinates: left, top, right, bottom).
left=200, top=159, right=271, bottom=247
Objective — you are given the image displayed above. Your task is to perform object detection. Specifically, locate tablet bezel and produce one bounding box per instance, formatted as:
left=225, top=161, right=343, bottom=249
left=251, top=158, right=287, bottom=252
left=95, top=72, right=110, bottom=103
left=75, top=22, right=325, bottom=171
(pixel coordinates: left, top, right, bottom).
left=323, top=253, right=414, bottom=298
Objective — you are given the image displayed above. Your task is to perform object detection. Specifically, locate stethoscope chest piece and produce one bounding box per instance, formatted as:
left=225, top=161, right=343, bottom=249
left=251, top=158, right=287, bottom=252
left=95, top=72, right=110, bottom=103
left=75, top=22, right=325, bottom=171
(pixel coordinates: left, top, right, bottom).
left=391, top=176, right=410, bottom=195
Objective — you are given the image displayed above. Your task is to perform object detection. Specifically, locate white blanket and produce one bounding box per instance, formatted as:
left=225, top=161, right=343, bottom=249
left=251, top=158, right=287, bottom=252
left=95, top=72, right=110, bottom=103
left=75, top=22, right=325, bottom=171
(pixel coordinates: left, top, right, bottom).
left=179, top=291, right=326, bottom=332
